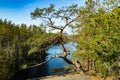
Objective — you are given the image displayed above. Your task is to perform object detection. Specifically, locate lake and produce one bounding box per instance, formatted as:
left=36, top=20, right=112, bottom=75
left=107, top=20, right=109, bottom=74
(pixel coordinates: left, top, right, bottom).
left=11, top=42, right=77, bottom=80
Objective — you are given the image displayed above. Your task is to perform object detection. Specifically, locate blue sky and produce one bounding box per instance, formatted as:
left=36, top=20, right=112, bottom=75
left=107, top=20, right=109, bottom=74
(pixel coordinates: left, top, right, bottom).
left=0, top=0, right=85, bottom=25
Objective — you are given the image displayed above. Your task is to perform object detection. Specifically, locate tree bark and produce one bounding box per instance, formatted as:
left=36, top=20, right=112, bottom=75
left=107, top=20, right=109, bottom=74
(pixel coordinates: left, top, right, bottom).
left=57, top=19, right=84, bottom=72
left=29, top=14, right=85, bottom=72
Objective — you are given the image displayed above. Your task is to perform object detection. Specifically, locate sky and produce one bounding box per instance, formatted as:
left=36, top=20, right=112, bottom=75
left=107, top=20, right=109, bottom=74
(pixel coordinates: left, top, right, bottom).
left=0, top=0, right=85, bottom=26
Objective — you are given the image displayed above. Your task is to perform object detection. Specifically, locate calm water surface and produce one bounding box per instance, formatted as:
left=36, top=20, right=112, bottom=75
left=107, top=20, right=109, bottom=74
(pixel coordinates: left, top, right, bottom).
left=11, top=42, right=77, bottom=80
left=45, top=42, right=77, bottom=75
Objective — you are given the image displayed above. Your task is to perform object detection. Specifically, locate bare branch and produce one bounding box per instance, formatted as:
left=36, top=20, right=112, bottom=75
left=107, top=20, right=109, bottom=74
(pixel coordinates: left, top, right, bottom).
left=58, top=56, right=74, bottom=64
left=30, top=4, right=85, bottom=72
left=48, top=18, right=61, bottom=30
left=29, top=55, right=57, bottom=68
left=62, top=15, right=80, bottom=30
left=65, top=16, right=68, bottom=24
left=58, top=15, right=80, bottom=57
left=56, top=55, right=84, bottom=71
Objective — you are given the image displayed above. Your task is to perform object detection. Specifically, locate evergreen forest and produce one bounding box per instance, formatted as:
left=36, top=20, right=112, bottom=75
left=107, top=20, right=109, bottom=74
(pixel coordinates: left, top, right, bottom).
left=0, top=0, right=120, bottom=80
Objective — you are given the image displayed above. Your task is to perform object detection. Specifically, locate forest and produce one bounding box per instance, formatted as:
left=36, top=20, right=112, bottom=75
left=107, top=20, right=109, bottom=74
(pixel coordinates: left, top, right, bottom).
left=0, top=0, right=120, bottom=80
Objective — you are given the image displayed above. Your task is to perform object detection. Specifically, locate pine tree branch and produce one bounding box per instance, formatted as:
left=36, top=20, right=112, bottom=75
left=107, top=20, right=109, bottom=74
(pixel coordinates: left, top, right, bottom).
left=62, top=15, right=80, bottom=30
left=48, top=18, right=62, bottom=30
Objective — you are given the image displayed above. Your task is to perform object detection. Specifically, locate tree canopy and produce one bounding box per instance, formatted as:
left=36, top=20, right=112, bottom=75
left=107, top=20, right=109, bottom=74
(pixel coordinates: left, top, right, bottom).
left=31, top=0, right=120, bottom=78
left=71, top=0, right=120, bottom=78
left=0, top=0, right=119, bottom=80
left=0, top=19, right=57, bottom=80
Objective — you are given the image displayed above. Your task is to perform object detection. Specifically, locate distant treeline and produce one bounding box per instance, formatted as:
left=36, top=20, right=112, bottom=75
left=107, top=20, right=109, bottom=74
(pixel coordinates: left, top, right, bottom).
left=0, top=19, right=57, bottom=80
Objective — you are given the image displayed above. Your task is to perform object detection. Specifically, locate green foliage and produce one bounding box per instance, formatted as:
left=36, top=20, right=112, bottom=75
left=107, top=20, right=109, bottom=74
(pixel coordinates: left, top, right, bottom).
left=0, top=19, right=56, bottom=80
left=71, top=0, right=120, bottom=78
left=30, top=0, right=120, bottom=78
left=0, top=0, right=119, bottom=79
left=31, top=4, right=79, bottom=30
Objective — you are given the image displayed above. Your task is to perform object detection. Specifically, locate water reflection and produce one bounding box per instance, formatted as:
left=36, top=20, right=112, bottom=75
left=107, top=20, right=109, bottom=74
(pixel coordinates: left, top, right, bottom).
left=45, top=42, right=77, bottom=75
left=11, top=42, right=77, bottom=80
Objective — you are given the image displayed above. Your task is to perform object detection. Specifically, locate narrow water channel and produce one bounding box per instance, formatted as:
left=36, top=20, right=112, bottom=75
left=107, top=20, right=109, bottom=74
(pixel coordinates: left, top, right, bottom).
left=45, top=42, right=77, bottom=75
left=11, top=42, right=77, bottom=80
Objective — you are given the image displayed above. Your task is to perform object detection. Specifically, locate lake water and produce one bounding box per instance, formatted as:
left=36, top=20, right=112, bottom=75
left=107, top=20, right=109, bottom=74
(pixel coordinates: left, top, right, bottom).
left=11, top=42, right=77, bottom=80
left=45, top=42, right=77, bottom=75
